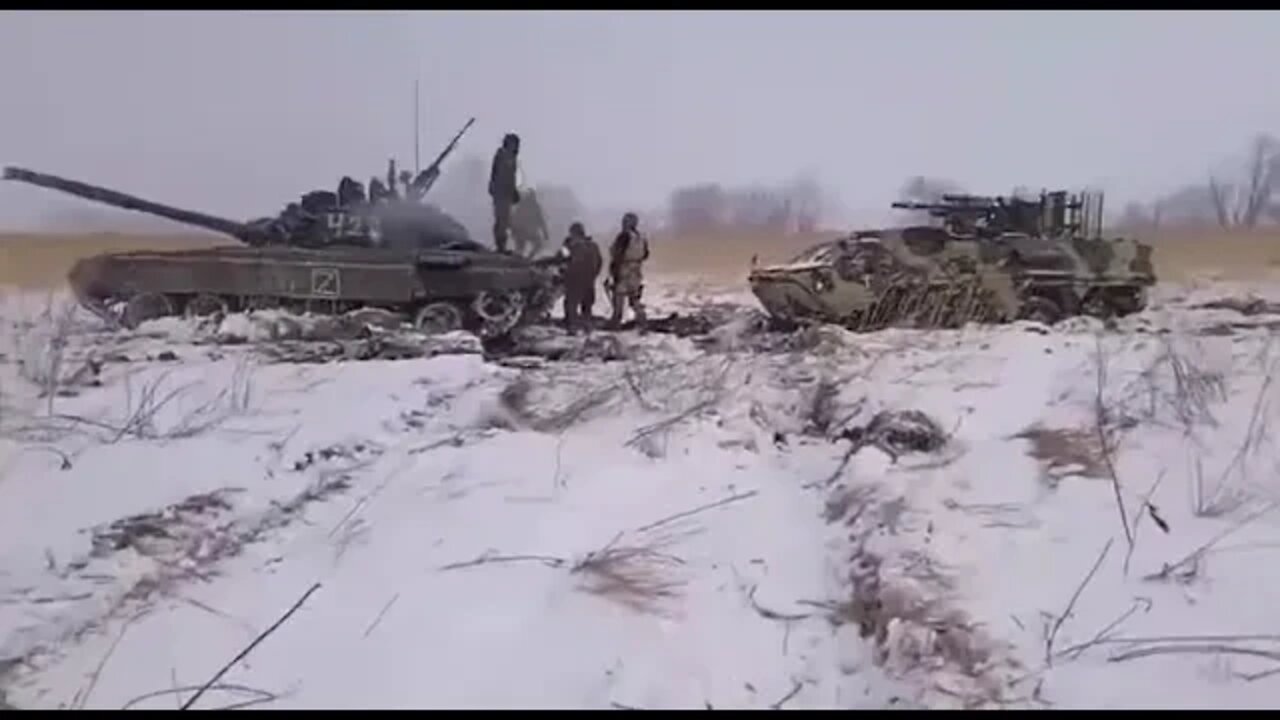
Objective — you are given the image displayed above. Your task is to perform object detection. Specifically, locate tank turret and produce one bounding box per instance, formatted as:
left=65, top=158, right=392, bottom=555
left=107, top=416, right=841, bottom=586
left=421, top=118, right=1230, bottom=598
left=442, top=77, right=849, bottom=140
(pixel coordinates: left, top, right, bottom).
left=4, top=163, right=475, bottom=252
left=5, top=118, right=482, bottom=253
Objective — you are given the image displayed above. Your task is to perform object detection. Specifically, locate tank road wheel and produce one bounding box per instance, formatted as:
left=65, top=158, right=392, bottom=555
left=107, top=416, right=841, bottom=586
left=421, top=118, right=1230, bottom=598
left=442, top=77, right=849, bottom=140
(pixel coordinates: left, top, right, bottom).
left=1017, top=295, right=1063, bottom=326
left=120, top=292, right=175, bottom=329
left=472, top=290, right=526, bottom=339
left=413, top=302, right=465, bottom=335
left=840, top=309, right=866, bottom=332
left=1080, top=290, right=1115, bottom=320
left=184, top=294, right=230, bottom=320
left=1111, top=287, right=1147, bottom=317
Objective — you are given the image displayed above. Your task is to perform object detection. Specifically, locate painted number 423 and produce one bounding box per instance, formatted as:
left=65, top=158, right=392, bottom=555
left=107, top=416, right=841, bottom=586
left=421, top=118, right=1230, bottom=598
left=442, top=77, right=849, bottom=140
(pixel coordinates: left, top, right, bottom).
left=326, top=213, right=380, bottom=237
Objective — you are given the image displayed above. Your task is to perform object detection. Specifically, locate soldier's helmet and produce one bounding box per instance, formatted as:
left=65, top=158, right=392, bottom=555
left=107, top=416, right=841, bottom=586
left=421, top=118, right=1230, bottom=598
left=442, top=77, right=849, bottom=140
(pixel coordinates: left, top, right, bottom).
left=622, top=212, right=639, bottom=229
left=568, top=221, right=586, bottom=237
left=503, top=133, right=521, bottom=151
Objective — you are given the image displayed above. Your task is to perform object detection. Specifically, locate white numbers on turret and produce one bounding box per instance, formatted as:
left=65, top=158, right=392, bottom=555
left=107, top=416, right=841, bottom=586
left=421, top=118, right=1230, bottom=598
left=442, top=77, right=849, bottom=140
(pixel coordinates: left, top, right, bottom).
left=324, top=212, right=382, bottom=241
left=325, top=212, right=345, bottom=233
left=365, top=216, right=383, bottom=244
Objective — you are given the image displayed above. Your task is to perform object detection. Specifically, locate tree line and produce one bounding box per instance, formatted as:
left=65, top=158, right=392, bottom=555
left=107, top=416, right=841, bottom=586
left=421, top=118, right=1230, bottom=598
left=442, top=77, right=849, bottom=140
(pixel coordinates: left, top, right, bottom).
left=431, top=131, right=1280, bottom=245
left=1117, top=134, right=1279, bottom=232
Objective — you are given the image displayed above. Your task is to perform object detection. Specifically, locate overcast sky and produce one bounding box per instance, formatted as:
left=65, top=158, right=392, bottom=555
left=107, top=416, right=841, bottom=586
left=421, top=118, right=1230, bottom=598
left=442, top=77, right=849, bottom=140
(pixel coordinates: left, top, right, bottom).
left=1, top=10, right=1278, bottom=231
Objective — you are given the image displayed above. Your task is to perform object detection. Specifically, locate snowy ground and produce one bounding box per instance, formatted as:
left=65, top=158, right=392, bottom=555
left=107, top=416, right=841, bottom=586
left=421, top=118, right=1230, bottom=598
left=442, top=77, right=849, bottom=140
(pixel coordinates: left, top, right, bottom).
left=4, top=275, right=1280, bottom=709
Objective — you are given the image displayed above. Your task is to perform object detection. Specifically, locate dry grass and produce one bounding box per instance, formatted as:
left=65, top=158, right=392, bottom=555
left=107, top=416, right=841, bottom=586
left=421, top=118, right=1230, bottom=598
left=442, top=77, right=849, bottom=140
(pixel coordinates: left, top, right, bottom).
left=0, top=232, right=228, bottom=289
left=647, top=229, right=839, bottom=283
left=1013, top=425, right=1109, bottom=483
left=4, top=225, right=1280, bottom=291
left=1133, top=227, right=1280, bottom=284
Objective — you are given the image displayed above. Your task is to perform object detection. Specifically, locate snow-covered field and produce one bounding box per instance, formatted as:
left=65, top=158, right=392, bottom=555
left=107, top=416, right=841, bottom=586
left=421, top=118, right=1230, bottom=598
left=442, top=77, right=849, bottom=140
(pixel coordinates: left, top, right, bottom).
left=4, top=276, right=1280, bottom=709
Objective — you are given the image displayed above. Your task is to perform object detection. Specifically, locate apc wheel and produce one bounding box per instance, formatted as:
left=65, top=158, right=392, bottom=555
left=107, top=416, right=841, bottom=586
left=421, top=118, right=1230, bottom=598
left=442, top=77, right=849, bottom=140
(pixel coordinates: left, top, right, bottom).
left=1017, top=296, right=1063, bottom=325
left=1109, top=287, right=1147, bottom=317
left=185, top=294, right=229, bottom=319
left=413, top=302, right=465, bottom=335
left=1080, top=291, right=1114, bottom=320
left=120, top=293, right=175, bottom=329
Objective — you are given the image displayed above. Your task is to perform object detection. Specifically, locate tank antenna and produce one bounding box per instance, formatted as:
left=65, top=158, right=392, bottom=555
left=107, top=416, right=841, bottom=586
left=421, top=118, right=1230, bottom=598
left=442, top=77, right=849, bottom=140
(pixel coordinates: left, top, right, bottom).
left=413, top=77, right=422, bottom=176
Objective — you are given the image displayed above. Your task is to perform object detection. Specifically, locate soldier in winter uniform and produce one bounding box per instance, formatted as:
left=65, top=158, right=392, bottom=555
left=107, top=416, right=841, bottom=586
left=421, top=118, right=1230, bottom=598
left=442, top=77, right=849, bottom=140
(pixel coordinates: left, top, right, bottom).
left=606, top=212, right=650, bottom=329
left=560, top=222, right=603, bottom=334
left=488, top=133, right=521, bottom=253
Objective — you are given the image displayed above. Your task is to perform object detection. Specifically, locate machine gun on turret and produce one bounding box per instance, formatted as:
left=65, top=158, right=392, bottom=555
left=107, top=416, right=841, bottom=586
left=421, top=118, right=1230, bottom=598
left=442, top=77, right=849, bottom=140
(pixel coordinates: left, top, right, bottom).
left=892, top=194, right=1003, bottom=235
left=404, top=117, right=476, bottom=200
left=892, top=189, right=1107, bottom=239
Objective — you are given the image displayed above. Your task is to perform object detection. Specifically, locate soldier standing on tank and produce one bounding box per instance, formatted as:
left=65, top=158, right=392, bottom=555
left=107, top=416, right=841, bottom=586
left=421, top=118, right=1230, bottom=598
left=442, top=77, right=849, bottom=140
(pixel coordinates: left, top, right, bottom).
left=488, top=133, right=521, bottom=254
left=606, top=212, right=650, bottom=330
left=561, top=222, right=603, bottom=334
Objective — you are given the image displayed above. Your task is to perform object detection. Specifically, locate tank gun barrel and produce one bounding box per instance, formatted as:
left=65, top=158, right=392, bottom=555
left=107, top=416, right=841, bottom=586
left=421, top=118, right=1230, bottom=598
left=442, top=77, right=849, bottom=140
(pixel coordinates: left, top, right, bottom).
left=3, top=166, right=251, bottom=241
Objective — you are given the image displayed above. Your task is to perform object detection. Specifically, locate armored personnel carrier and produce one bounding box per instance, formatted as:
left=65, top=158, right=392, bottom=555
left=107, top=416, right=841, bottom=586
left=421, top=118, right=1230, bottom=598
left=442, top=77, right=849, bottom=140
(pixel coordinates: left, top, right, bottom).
left=748, top=190, right=1156, bottom=330
left=3, top=119, right=564, bottom=337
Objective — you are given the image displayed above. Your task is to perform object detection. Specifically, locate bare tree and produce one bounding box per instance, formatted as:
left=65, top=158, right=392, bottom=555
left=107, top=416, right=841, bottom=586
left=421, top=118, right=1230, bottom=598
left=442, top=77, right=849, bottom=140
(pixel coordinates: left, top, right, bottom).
left=781, top=173, right=826, bottom=232
left=1150, top=183, right=1218, bottom=229
left=1207, top=133, right=1277, bottom=230
left=1117, top=201, right=1151, bottom=231
left=665, top=174, right=839, bottom=236
left=725, top=185, right=791, bottom=232
left=1269, top=153, right=1280, bottom=224
left=1116, top=197, right=1168, bottom=233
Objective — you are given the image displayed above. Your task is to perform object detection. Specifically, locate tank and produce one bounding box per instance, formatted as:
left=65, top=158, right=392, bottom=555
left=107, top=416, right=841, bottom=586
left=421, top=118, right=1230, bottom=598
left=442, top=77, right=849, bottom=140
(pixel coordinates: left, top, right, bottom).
left=3, top=120, right=566, bottom=338
left=748, top=190, right=1157, bottom=331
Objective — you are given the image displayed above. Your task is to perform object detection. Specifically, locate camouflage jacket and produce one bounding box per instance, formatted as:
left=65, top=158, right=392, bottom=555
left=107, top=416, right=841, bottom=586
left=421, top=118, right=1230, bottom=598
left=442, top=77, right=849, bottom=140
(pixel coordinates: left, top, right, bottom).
left=563, top=235, right=603, bottom=282
left=609, top=230, right=650, bottom=273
